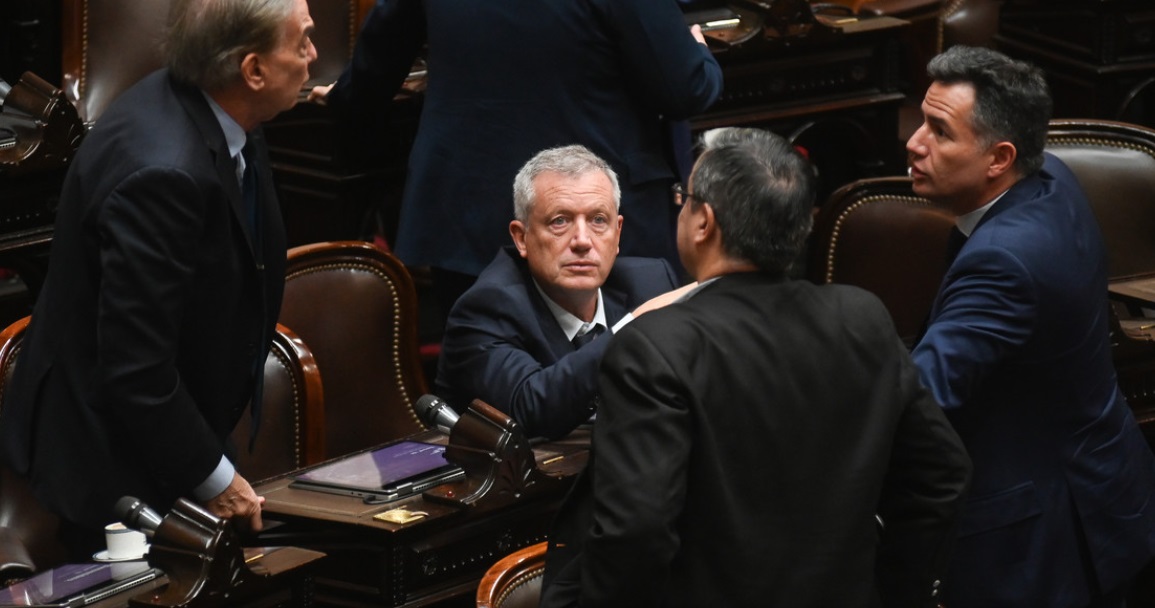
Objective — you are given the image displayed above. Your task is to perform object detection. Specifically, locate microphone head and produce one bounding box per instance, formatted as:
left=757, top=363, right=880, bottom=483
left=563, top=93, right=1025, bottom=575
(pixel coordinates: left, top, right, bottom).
left=415, top=394, right=445, bottom=427
left=116, top=496, right=163, bottom=536
left=415, top=393, right=459, bottom=433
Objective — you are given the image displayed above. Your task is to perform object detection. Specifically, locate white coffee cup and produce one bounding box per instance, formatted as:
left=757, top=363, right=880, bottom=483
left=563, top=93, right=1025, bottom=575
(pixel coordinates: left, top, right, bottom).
left=104, top=522, right=147, bottom=560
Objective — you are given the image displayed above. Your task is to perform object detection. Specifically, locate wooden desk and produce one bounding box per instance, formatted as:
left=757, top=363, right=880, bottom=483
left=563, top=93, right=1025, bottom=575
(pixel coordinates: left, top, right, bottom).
left=59, top=546, right=323, bottom=608
left=253, top=429, right=589, bottom=607
left=1109, top=275, right=1155, bottom=311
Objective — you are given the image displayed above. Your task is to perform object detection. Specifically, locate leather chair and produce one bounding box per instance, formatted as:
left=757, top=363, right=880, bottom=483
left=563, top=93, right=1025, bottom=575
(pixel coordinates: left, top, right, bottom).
left=939, top=0, right=1002, bottom=51
left=230, top=323, right=326, bottom=483
left=1044, top=119, right=1155, bottom=441
left=59, top=0, right=375, bottom=124
left=476, top=542, right=547, bottom=608
left=807, top=176, right=956, bottom=347
left=0, top=316, right=66, bottom=582
left=0, top=316, right=328, bottom=580
left=279, top=241, right=429, bottom=459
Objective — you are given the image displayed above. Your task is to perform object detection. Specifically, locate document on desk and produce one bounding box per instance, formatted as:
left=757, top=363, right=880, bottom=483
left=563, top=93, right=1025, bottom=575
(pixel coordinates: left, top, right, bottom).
left=291, top=440, right=464, bottom=503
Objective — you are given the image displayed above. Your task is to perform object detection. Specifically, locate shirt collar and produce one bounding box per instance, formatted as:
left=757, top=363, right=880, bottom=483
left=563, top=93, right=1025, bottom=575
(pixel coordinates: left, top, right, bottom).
left=533, top=280, right=608, bottom=341
left=956, top=188, right=1010, bottom=237
left=201, top=90, right=247, bottom=161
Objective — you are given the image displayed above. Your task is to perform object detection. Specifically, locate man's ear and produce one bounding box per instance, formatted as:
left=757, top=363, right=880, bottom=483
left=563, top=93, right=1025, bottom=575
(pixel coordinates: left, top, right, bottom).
left=239, top=52, right=263, bottom=91
left=509, top=220, right=529, bottom=258
left=693, top=203, right=715, bottom=246
left=615, top=214, right=624, bottom=255
left=988, top=141, right=1018, bottom=179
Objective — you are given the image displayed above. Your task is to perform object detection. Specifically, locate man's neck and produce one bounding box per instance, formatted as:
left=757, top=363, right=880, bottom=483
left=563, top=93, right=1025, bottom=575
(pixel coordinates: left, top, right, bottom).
left=206, top=87, right=260, bottom=132
left=693, top=256, right=759, bottom=283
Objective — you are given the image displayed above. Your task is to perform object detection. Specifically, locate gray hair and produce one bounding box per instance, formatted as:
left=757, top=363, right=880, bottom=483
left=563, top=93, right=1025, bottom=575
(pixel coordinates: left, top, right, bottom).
left=165, top=0, right=296, bottom=91
left=927, top=45, right=1052, bottom=176
left=691, top=127, right=815, bottom=274
left=512, top=145, right=621, bottom=223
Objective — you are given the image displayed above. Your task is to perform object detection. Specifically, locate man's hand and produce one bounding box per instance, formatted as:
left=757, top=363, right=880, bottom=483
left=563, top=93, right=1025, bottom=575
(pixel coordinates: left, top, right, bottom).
left=690, top=24, right=707, bottom=45
left=306, top=82, right=335, bottom=104
left=204, top=473, right=265, bottom=532
left=633, top=282, right=699, bottom=317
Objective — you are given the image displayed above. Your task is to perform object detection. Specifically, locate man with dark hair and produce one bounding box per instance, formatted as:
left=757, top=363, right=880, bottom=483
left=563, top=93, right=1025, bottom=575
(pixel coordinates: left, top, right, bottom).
left=436, top=144, right=686, bottom=440
left=540, top=128, right=971, bottom=606
left=908, top=45, right=1155, bottom=607
left=0, top=0, right=316, bottom=552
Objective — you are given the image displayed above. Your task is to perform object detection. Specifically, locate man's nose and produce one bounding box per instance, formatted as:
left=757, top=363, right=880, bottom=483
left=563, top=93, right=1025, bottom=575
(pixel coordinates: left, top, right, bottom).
left=570, top=220, right=593, bottom=250
left=906, top=124, right=928, bottom=156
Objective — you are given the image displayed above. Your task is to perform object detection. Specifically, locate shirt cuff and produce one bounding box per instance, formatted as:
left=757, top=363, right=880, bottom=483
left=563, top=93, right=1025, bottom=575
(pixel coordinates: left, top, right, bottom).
left=193, top=455, right=235, bottom=502
left=611, top=313, right=634, bottom=334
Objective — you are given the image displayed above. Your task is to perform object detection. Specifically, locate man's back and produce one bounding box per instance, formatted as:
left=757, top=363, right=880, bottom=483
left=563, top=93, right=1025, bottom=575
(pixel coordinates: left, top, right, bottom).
left=561, top=273, right=969, bottom=606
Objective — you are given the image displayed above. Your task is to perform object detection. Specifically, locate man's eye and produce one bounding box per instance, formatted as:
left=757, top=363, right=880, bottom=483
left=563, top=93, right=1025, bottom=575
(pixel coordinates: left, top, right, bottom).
left=549, top=217, right=569, bottom=227
left=591, top=215, right=608, bottom=225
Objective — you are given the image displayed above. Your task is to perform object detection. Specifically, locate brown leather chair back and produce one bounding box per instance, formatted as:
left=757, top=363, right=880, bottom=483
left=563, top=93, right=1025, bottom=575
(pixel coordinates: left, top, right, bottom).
left=280, top=241, right=428, bottom=459
left=1045, top=119, right=1155, bottom=280
left=60, top=0, right=168, bottom=124
left=60, top=0, right=375, bottom=124
left=0, top=317, right=67, bottom=581
left=939, top=0, right=1002, bottom=51
left=1044, top=119, right=1155, bottom=437
left=230, top=323, right=325, bottom=483
left=807, top=177, right=956, bottom=346
left=476, top=542, right=547, bottom=608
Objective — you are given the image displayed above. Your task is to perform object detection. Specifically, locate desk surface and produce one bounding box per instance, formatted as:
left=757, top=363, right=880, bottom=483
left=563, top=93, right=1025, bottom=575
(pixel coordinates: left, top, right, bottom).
left=252, top=429, right=590, bottom=607
left=1109, top=275, right=1155, bottom=308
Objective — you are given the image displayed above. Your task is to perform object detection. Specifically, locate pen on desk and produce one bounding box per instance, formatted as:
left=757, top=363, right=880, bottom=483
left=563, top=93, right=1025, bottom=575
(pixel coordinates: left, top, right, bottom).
left=542, top=455, right=564, bottom=466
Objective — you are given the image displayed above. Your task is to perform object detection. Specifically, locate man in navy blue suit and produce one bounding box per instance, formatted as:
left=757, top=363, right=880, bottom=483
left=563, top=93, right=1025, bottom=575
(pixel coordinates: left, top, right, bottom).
left=312, top=0, right=722, bottom=312
left=909, top=46, right=1155, bottom=607
left=435, top=145, right=686, bottom=440
left=0, top=0, right=316, bottom=553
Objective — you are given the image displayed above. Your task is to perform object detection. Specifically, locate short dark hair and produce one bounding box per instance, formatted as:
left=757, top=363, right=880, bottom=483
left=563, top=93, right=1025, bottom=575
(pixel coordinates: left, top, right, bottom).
left=691, top=128, right=815, bottom=274
left=927, top=45, right=1052, bottom=176
left=165, top=0, right=295, bottom=91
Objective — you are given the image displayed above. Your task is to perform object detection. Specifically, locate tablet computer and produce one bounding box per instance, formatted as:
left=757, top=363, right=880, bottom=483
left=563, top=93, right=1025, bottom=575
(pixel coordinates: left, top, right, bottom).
left=0, top=561, right=158, bottom=607
left=290, top=440, right=464, bottom=503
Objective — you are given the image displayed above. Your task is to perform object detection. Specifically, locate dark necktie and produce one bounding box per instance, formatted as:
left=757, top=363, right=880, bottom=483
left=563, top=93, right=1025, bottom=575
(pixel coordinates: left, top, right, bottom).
left=945, top=225, right=968, bottom=265
left=239, top=144, right=265, bottom=449
left=572, top=325, right=605, bottom=349
left=240, top=143, right=261, bottom=248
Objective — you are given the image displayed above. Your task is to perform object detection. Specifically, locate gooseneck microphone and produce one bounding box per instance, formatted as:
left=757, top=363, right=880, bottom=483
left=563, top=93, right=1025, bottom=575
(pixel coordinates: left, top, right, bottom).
left=116, top=496, right=164, bottom=538
left=415, top=394, right=460, bottom=434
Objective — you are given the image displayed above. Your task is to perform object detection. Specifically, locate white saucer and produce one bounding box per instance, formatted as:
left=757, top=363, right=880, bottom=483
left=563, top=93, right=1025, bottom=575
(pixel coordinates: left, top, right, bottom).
left=93, top=548, right=148, bottom=562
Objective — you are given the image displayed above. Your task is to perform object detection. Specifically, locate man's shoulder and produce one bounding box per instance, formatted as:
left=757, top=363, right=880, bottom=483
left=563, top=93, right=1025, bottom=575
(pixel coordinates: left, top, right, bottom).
left=453, top=249, right=534, bottom=312
left=606, top=256, right=677, bottom=291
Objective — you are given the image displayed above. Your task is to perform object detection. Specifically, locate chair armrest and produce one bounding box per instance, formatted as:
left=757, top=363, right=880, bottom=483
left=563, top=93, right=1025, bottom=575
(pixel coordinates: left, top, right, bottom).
left=0, top=526, right=37, bottom=583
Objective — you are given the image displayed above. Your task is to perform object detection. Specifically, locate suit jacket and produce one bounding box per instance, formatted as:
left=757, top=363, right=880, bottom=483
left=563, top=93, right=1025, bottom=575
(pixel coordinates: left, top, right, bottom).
left=913, top=154, right=1155, bottom=607
left=434, top=247, right=679, bottom=440
left=542, top=273, right=971, bottom=607
left=327, top=0, right=723, bottom=275
left=0, top=70, right=287, bottom=529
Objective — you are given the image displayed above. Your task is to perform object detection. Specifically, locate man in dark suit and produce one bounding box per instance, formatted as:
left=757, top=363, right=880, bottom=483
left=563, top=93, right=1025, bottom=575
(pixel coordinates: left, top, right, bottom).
left=541, top=128, right=972, bottom=606
left=312, top=0, right=722, bottom=310
left=908, top=46, right=1155, bottom=607
left=0, top=0, right=316, bottom=551
left=436, top=144, right=685, bottom=440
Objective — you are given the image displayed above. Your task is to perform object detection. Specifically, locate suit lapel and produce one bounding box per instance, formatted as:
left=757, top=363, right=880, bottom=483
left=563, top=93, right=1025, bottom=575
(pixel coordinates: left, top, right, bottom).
left=171, top=75, right=263, bottom=262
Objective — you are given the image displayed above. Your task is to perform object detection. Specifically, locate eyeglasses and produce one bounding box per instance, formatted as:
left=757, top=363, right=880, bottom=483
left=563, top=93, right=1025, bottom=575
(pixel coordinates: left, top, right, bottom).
left=671, top=182, right=701, bottom=207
